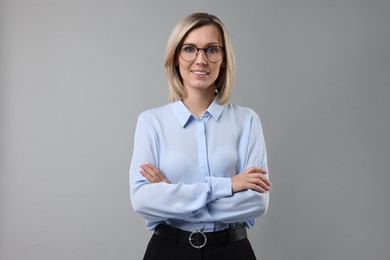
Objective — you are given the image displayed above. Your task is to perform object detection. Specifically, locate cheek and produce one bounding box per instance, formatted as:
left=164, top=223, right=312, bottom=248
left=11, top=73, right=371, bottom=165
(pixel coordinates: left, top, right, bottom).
left=176, top=64, right=185, bottom=80
left=177, top=66, right=187, bottom=80
left=178, top=60, right=189, bottom=74
left=211, top=65, right=222, bottom=78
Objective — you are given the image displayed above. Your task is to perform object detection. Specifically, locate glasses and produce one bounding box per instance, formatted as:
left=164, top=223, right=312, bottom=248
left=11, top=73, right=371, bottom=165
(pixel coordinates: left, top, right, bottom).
left=178, top=44, right=224, bottom=63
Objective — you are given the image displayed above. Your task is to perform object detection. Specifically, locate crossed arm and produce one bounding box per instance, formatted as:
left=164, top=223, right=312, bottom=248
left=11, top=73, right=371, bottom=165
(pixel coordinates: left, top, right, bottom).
left=140, top=162, right=271, bottom=194
left=130, top=111, right=271, bottom=224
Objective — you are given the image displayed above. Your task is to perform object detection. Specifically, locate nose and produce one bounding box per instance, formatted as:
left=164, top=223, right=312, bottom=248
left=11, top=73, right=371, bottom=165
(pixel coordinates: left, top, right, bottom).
left=195, top=50, right=208, bottom=65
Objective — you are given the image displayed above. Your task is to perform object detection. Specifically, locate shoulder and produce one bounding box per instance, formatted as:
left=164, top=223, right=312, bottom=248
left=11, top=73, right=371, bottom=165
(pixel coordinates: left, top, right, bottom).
left=222, top=104, right=264, bottom=130
left=138, top=104, right=171, bottom=121
left=224, top=103, right=260, bottom=119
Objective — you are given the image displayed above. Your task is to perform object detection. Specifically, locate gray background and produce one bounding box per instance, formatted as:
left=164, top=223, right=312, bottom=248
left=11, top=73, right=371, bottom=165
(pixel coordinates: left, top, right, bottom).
left=1, top=0, right=389, bottom=260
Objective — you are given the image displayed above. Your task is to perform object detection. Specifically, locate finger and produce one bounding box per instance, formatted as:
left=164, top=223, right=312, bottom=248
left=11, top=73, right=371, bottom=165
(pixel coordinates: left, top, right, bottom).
left=140, top=163, right=164, bottom=182
left=140, top=163, right=170, bottom=183
left=140, top=162, right=160, bottom=181
left=257, top=178, right=271, bottom=191
left=161, top=177, right=171, bottom=184
left=247, top=176, right=271, bottom=191
left=248, top=179, right=269, bottom=192
left=257, top=175, right=272, bottom=188
left=248, top=183, right=266, bottom=193
left=247, top=172, right=272, bottom=187
left=248, top=172, right=270, bottom=182
left=249, top=166, right=268, bottom=174
left=140, top=167, right=158, bottom=183
left=145, top=163, right=159, bottom=173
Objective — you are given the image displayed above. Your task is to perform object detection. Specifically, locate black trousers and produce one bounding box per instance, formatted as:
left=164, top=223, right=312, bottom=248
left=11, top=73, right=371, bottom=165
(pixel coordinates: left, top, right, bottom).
left=143, top=233, right=257, bottom=260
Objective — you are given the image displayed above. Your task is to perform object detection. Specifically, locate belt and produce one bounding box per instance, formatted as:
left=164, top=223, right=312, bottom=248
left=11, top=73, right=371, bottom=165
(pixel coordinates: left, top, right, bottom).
left=154, top=224, right=247, bottom=249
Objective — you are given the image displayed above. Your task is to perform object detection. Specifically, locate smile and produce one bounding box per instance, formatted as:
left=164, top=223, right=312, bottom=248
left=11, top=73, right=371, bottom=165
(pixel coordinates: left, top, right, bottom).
left=191, top=70, right=210, bottom=75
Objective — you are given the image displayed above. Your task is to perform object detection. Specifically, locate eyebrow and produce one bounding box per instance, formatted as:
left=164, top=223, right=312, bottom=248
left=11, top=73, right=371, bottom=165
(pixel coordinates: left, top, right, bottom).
left=182, top=42, right=221, bottom=47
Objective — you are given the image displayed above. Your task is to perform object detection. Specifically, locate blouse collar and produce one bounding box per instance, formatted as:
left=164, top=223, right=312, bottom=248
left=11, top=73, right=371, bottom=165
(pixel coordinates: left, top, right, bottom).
left=171, top=99, right=225, bottom=128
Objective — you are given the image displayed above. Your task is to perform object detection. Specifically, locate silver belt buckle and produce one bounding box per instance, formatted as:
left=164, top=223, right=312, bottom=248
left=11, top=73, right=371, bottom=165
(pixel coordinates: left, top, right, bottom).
left=188, top=230, right=207, bottom=249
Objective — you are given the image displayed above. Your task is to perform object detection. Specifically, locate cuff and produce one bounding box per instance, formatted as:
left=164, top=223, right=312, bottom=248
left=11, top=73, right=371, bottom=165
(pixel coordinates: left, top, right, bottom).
left=206, top=176, right=232, bottom=201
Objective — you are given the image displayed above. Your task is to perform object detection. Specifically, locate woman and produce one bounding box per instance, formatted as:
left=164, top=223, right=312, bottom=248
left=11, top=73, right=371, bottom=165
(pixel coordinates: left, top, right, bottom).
left=130, top=13, right=271, bottom=260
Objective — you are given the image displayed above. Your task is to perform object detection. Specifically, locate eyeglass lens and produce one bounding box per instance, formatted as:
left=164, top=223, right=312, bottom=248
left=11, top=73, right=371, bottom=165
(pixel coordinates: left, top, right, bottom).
left=179, top=45, right=223, bottom=63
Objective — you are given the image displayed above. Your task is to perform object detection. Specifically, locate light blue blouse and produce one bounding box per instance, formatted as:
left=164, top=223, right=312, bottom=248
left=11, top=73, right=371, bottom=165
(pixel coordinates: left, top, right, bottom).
left=130, top=99, right=269, bottom=232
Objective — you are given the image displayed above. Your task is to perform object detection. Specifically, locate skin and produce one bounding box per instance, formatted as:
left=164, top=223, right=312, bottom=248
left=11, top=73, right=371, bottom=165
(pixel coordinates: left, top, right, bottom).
left=179, top=24, right=224, bottom=117
left=139, top=25, right=272, bottom=193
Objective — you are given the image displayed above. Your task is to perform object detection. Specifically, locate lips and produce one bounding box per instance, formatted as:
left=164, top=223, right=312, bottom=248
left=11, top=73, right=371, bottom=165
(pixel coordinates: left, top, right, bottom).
left=191, top=70, right=210, bottom=75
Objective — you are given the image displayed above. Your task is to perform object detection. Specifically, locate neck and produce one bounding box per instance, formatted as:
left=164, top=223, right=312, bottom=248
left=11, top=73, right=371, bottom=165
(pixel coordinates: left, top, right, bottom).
left=182, top=88, right=215, bottom=118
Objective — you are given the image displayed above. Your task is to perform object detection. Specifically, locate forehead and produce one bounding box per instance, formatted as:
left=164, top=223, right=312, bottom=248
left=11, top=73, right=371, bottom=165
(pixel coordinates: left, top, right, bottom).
left=182, top=25, right=223, bottom=45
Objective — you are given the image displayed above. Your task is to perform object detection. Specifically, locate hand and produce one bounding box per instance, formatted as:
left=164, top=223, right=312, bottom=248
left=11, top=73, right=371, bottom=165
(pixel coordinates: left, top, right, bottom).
left=231, top=166, right=271, bottom=193
left=139, top=162, right=170, bottom=184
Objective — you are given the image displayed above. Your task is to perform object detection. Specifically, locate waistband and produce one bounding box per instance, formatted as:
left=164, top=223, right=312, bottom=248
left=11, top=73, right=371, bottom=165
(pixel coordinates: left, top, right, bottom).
left=154, top=224, right=247, bottom=249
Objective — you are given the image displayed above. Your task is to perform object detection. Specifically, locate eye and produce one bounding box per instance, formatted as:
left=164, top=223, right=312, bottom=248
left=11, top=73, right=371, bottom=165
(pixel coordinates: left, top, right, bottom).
left=206, top=46, right=220, bottom=54
left=182, top=45, right=197, bottom=53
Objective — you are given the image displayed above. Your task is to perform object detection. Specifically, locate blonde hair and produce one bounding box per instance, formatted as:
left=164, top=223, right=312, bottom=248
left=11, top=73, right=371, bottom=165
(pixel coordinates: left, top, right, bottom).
left=164, top=13, right=236, bottom=104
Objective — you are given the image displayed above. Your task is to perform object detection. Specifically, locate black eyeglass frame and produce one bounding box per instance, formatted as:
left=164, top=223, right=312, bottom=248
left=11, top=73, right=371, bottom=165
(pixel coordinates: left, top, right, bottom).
left=177, top=44, right=225, bottom=63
